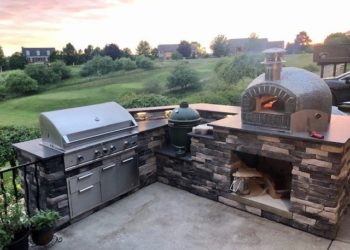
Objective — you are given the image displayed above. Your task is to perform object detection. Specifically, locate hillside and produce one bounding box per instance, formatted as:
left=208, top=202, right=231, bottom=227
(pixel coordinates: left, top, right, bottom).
left=0, top=54, right=316, bottom=127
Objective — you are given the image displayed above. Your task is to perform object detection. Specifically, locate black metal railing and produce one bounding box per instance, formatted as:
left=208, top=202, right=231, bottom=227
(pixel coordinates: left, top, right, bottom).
left=0, top=161, right=41, bottom=216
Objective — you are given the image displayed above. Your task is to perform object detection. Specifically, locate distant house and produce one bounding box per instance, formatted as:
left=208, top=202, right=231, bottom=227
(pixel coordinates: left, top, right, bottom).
left=22, top=47, right=55, bottom=63
left=157, top=44, right=179, bottom=60
left=228, top=38, right=284, bottom=55
left=157, top=44, right=197, bottom=60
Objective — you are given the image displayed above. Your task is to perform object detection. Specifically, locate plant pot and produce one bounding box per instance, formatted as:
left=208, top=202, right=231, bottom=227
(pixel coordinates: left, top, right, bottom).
left=31, top=226, right=54, bottom=246
left=8, top=229, right=29, bottom=250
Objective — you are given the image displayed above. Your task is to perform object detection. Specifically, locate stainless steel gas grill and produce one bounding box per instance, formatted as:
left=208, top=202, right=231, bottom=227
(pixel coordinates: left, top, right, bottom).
left=40, top=102, right=138, bottom=171
left=39, top=102, right=140, bottom=218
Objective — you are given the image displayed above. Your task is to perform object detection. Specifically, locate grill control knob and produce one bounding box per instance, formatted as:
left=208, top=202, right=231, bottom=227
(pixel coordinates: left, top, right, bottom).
left=110, top=145, right=116, bottom=151
left=103, top=148, right=108, bottom=154
left=77, top=155, right=84, bottom=162
left=94, top=150, right=101, bottom=157
left=124, top=141, right=130, bottom=148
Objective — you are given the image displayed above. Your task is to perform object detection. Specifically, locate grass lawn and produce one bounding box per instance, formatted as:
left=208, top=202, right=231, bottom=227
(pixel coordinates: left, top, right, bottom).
left=0, top=54, right=316, bottom=127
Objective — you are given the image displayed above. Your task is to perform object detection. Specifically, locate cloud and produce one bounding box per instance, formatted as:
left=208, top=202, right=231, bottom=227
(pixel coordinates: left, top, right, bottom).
left=0, top=0, right=135, bottom=54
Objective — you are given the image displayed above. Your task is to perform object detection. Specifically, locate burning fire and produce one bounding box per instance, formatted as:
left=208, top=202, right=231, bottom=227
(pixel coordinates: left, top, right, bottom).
left=263, top=99, right=278, bottom=109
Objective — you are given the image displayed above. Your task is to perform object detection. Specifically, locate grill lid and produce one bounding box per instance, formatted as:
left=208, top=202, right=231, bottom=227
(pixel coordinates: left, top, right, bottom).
left=39, top=102, right=137, bottom=151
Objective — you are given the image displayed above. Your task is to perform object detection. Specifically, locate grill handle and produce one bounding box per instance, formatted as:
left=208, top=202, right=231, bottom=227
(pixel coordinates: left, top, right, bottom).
left=79, top=185, right=94, bottom=193
left=78, top=172, right=93, bottom=180
left=122, top=157, right=134, bottom=164
left=102, top=164, right=116, bottom=171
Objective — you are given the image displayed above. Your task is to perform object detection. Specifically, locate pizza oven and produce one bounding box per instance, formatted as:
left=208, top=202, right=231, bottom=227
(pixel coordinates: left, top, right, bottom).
left=241, top=48, right=332, bottom=133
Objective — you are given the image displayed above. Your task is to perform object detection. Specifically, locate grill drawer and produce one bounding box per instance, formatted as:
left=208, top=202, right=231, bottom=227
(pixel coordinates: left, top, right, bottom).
left=68, top=168, right=100, bottom=194
left=69, top=183, right=101, bottom=218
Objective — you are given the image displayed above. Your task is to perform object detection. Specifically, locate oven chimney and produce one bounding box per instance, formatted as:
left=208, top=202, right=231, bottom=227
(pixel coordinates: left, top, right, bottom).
left=262, top=48, right=286, bottom=81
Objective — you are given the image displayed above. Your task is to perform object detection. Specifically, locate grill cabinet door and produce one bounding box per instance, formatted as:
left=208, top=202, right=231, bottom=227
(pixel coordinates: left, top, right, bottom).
left=68, top=169, right=101, bottom=218
left=101, top=154, right=139, bottom=202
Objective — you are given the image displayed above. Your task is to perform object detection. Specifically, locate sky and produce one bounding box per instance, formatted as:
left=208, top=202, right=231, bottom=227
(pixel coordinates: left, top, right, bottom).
left=0, top=0, right=349, bottom=56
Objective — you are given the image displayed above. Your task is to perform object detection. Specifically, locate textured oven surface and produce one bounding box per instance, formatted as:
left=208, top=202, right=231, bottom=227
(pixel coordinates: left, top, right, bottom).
left=241, top=50, right=332, bottom=133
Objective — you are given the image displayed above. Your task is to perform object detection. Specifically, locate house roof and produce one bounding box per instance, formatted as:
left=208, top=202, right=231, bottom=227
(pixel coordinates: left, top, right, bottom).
left=157, top=44, right=179, bottom=53
left=22, top=47, right=55, bottom=57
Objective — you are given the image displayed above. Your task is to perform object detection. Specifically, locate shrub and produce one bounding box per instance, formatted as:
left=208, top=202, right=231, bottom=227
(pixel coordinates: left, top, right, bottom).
left=5, top=72, right=38, bottom=96
left=0, top=126, right=40, bottom=167
left=144, top=77, right=163, bottom=94
left=124, top=94, right=172, bottom=108
left=215, top=54, right=264, bottom=85
left=167, top=63, right=200, bottom=90
left=50, top=60, right=71, bottom=79
left=24, top=64, right=64, bottom=85
left=31, top=210, right=59, bottom=230
left=135, top=56, right=154, bottom=69
left=80, top=56, right=114, bottom=76
left=171, top=52, right=183, bottom=60
left=119, top=58, right=137, bottom=71
left=113, top=59, right=123, bottom=71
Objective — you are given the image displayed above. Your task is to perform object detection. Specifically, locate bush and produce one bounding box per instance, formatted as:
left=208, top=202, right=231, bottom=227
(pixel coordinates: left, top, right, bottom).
left=119, top=58, right=137, bottom=71
left=24, top=64, right=61, bottom=85
left=143, top=77, right=163, bottom=94
left=50, top=60, right=71, bottom=79
left=124, top=94, right=172, bottom=108
left=0, top=126, right=40, bottom=167
left=135, top=56, right=154, bottom=69
left=5, top=72, right=38, bottom=96
left=167, top=63, right=200, bottom=90
left=114, top=59, right=123, bottom=71
left=215, top=54, right=264, bottom=85
left=80, top=56, right=114, bottom=76
left=171, top=52, right=183, bottom=60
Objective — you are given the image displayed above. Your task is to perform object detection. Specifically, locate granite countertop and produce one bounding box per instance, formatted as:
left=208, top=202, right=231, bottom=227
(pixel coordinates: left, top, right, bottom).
left=209, top=114, right=350, bottom=146
left=13, top=119, right=169, bottom=159
left=128, top=103, right=240, bottom=115
left=13, top=138, right=63, bottom=159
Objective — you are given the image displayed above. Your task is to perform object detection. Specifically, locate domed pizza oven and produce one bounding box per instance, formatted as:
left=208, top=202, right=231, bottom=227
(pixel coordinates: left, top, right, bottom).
left=241, top=48, right=332, bottom=133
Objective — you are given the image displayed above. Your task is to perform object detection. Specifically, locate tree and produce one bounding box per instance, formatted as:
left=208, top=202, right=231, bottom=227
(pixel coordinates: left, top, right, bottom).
left=103, top=44, right=122, bottom=60
left=5, top=71, right=38, bottom=95
left=294, top=31, right=312, bottom=52
left=136, top=40, right=151, bottom=57
left=150, top=48, right=159, bottom=59
left=191, top=42, right=206, bottom=58
left=8, top=52, right=27, bottom=70
left=167, top=63, right=200, bottom=90
left=80, top=56, right=115, bottom=76
left=324, top=32, right=350, bottom=45
left=62, top=43, right=77, bottom=65
left=92, top=47, right=102, bottom=57
left=84, top=45, right=95, bottom=61
left=177, top=40, right=192, bottom=58
left=0, top=46, right=5, bottom=72
left=122, top=48, right=133, bottom=58
left=210, top=35, right=229, bottom=57
left=49, top=50, right=63, bottom=62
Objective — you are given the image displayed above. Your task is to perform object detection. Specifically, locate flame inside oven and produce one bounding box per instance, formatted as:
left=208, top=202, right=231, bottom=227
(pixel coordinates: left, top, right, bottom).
left=256, top=96, right=284, bottom=112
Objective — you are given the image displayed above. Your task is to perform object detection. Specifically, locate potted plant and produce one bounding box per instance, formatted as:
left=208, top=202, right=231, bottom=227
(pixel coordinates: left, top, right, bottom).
left=30, top=210, right=59, bottom=246
left=0, top=200, right=30, bottom=250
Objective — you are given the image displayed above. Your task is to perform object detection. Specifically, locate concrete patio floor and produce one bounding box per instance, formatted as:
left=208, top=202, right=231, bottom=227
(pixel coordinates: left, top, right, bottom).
left=49, top=183, right=350, bottom=250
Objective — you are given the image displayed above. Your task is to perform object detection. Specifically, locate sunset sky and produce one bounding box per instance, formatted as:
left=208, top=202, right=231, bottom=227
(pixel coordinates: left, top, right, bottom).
left=0, top=0, right=349, bottom=56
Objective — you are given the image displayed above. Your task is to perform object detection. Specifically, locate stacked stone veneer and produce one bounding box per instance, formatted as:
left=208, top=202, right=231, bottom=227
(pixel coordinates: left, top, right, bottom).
left=15, top=126, right=165, bottom=229
left=203, top=128, right=350, bottom=239
left=157, top=125, right=350, bottom=239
